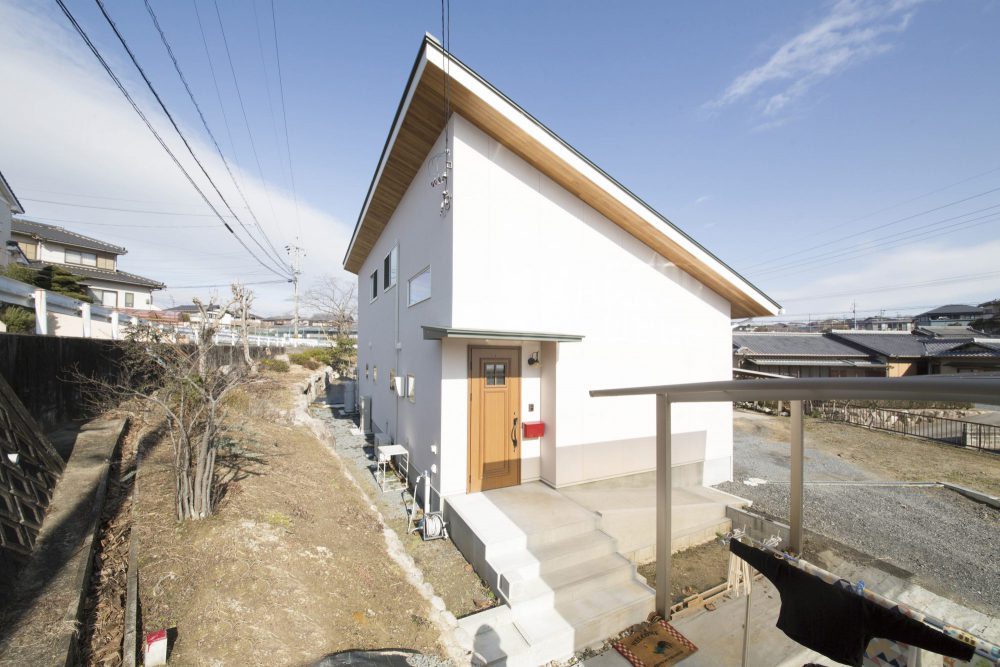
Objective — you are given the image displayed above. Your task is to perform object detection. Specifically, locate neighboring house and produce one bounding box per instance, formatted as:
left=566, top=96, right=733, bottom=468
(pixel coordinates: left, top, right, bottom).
left=345, top=35, right=779, bottom=503
left=913, top=304, right=983, bottom=327
left=858, top=316, right=913, bottom=332
left=732, top=332, right=885, bottom=378
left=829, top=331, right=930, bottom=377
left=10, top=218, right=164, bottom=309
left=164, top=304, right=233, bottom=326
left=0, top=170, right=25, bottom=268
left=979, top=298, right=1000, bottom=319
left=926, top=339, right=1000, bottom=374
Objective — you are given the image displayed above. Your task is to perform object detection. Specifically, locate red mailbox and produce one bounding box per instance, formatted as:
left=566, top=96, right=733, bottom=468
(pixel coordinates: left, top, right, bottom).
left=522, top=421, right=545, bottom=439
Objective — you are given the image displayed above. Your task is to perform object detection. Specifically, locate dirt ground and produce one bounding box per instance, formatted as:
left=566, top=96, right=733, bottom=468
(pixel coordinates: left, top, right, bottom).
left=312, top=388, right=495, bottom=619
left=134, top=367, right=444, bottom=666
left=637, top=540, right=729, bottom=604
left=738, top=409, right=1000, bottom=496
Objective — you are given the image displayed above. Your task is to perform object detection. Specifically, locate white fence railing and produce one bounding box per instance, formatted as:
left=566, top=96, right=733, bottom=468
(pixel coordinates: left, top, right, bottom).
left=1, top=277, right=325, bottom=348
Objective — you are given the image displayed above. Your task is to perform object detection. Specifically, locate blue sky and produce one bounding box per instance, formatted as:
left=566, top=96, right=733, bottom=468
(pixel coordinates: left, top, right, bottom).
left=1, top=0, right=998, bottom=319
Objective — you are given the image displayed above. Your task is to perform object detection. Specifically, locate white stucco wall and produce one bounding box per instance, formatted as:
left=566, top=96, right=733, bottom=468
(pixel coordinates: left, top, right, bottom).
left=355, top=123, right=456, bottom=503
left=449, top=115, right=735, bottom=487
left=83, top=278, right=154, bottom=309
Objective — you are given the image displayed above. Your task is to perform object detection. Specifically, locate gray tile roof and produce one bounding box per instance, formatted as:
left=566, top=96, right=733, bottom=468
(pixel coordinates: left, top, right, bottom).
left=12, top=218, right=127, bottom=254
left=829, top=332, right=929, bottom=357
left=917, top=304, right=984, bottom=317
left=931, top=341, right=1000, bottom=358
left=28, top=261, right=164, bottom=289
left=732, top=333, right=871, bottom=357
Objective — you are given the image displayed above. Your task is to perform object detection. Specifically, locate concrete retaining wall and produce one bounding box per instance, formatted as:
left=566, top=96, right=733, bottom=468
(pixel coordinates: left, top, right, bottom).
left=0, top=333, right=284, bottom=430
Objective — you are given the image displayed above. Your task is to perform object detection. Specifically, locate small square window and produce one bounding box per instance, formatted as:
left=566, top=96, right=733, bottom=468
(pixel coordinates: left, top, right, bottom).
left=485, top=362, right=506, bottom=386
left=384, top=247, right=398, bottom=290
left=124, top=292, right=134, bottom=308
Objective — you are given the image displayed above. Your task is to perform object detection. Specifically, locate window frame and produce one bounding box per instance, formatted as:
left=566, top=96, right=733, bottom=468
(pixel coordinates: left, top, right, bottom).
left=406, top=374, right=415, bottom=403
left=407, top=266, right=432, bottom=307
left=370, top=269, right=379, bottom=302
left=65, top=249, right=97, bottom=267
left=383, top=246, right=398, bottom=291
left=124, top=292, right=134, bottom=308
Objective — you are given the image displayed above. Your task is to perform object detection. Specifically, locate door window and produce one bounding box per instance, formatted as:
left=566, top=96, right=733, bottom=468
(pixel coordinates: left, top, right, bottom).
left=485, top=362, right=507, bottom=386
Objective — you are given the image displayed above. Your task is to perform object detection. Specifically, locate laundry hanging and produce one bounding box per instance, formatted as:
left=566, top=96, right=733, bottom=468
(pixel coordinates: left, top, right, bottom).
left=728, top=540, right=975, bottom=667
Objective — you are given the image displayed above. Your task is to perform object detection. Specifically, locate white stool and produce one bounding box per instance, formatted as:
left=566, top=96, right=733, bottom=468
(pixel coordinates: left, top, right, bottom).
left=376, top=444, right=409, bottom=492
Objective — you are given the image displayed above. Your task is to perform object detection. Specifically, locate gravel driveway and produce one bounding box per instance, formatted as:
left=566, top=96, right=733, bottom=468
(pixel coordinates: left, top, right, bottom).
left=716, top=413, right=1000, bottom=615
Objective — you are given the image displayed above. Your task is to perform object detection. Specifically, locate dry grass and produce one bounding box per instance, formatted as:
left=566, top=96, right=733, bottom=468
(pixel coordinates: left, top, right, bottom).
left=741, top=411, right=1000, bottom=496
left=134, top=367, right=443, bottom=666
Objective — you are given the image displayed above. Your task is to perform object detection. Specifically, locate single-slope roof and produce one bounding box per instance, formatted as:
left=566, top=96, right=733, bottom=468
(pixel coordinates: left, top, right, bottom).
left=343, top=35, right=779, bottom=318
left=13, top=218, right=127, bottom=255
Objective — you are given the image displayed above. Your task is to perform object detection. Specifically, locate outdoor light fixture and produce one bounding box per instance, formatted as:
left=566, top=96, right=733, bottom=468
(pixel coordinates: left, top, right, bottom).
left=528, top=352, right=540, bottom=366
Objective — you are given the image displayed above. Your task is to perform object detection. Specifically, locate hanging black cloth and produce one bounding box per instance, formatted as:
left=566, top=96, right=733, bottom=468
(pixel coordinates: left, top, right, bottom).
left=729, top=540, right=974, bottom=666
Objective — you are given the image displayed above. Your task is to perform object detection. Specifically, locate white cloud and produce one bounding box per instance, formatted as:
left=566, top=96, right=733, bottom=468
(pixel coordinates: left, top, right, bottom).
left=709, top=0, right=922, bottom=118
left=0, top=0, right=352, bottom=314
left=764, top=239, right=1000, bottom=319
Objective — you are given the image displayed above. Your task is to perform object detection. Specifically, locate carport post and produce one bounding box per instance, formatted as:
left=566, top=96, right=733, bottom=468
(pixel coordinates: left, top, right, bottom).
left=790, top=400, right=804, bottom=553
left=656, top=393, right=672, bottom=617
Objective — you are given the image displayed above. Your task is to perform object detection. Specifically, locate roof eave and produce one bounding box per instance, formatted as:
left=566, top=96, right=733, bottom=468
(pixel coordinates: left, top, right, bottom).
left=344, top=35, right=779, bottom=318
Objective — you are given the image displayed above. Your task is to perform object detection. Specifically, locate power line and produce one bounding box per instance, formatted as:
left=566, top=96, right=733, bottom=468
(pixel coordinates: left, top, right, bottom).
left=742, top=186, right=1000, bottom=271
left=166, top=279, right=290, bottom=289
left=752, top=211, right=1000, bottom=281
left=743, top=165, right=1000, bottom=268
left=142, top=0, right=285, bottom=271
left=53, top=0, right=287, bottom=281
left=270, top=0, right=302, bottom=241
left=92, top=0, right=292, bottom=277
left=752, top=204, right=1000, bottom=278
left=777, top=269, right=1000, bottom=303
left=211, top=0, right=285, bottom=258
left=22, top=197, right=230, bottom=216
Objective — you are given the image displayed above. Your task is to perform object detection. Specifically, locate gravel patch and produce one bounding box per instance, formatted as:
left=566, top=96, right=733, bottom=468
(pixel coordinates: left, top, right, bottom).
left=717, top=416, right=1000, bottom=615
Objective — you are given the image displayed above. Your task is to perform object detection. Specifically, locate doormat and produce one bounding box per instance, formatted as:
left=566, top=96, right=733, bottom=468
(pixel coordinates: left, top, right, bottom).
left=612, top=619, right=698, bottom=667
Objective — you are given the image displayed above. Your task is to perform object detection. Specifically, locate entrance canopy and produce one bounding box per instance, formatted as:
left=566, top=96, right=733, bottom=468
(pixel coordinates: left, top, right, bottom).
left=421, top=326, right=583, bottom=343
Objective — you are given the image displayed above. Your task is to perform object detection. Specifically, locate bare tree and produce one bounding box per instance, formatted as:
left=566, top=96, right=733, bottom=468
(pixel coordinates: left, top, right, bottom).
left=79, top=297, right=251, bottom=520
left=231, top=282, right=256, bottom=370
left=302, top=275, right=357, bottom=334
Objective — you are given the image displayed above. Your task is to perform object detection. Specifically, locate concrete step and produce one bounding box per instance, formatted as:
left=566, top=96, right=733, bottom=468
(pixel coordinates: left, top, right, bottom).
left=513, top=578, right=655, bottom=661
left=507, top=552, right=636, bottom=614
left=493, top=532, right=618, bottom=592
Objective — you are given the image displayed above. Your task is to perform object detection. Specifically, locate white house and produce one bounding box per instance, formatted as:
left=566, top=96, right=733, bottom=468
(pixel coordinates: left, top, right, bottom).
left=0, top=170, right=24, bottom=267
left=11, top=218, right=164, bottom=309
left=344, top=36, right=780, bottom=663
left=347, top=35, right=778, bottom=502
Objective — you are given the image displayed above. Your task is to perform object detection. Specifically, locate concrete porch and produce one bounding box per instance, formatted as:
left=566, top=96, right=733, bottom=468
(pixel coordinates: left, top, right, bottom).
left=446, top=478, right=748, bottom=666
left=560, top=471, right=751, bottom=562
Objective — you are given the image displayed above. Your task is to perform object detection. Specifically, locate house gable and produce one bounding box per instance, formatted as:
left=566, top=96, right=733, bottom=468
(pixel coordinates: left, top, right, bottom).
left=343, top=35, right=779, bottom=318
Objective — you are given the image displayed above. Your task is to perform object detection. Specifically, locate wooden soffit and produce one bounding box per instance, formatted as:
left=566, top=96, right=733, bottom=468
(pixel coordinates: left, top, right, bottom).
left=344, top=37, right=780, bottom=319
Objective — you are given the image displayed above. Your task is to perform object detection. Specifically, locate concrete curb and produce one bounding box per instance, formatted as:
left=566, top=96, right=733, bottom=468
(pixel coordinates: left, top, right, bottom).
left=122, top=427, right=146, bottom=667
left=295, top=372, right=468, bottom=665
left=940, top=482, right=1000, bottom=509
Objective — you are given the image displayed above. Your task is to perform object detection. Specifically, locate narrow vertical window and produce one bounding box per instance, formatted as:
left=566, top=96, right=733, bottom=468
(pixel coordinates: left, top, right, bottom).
left=384, top=247, right=398, bottom=290
left=370, top=269, right=378, bottom=301
left=407, top=374, right=415, bottom=403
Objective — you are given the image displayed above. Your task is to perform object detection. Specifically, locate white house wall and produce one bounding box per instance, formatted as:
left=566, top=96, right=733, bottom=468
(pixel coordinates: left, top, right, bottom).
left=83, top=278, right=154, bottom=309
left=450, top=115, right=734, bottom=487
left=356, top=123, right=455, bottom=503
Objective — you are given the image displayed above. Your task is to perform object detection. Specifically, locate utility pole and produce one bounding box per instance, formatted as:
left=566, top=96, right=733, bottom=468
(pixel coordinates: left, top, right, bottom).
left=852, top=301, right=857, bottom=329
left=285, top=242, right=304, bottom=338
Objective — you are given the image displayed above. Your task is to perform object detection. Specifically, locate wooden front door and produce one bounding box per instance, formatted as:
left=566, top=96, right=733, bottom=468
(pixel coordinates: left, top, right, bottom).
left=468, top=347, right=521, bottom=492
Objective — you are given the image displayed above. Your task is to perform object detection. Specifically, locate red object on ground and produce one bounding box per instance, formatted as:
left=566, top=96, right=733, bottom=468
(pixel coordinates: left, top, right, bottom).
left=522, top=421, right=545, bottom=439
